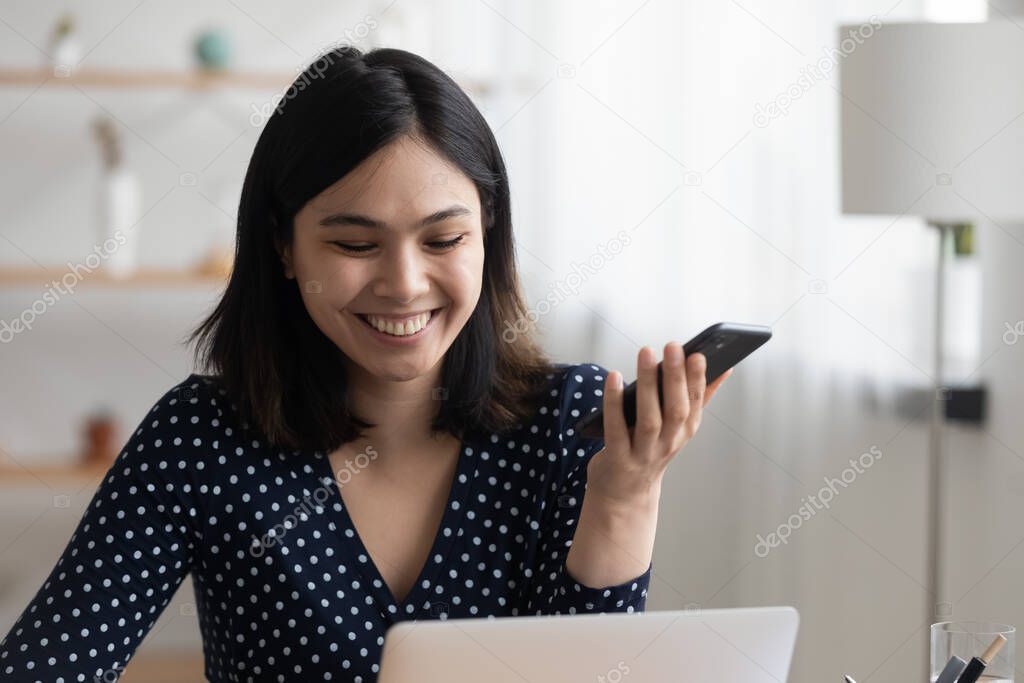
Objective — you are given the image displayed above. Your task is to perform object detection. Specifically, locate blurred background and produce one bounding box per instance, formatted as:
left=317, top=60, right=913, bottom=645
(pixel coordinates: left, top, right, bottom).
left=1, top=0, right=1022, bottom=681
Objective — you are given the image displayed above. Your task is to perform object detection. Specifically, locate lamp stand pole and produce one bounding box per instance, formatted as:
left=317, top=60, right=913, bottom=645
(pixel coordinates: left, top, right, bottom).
left=925, top=220, right=951, bottom=676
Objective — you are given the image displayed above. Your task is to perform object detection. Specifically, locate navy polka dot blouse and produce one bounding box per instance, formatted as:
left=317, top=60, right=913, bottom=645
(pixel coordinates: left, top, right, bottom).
left=1, top=362, right=652, bottom=682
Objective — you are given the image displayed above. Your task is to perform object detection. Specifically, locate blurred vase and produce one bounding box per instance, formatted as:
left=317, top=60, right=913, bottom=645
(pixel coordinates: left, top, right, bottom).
left=98, top=167, right=141, bottom=277
left=194, top=29, right=233, bottom=70
left=80, top=410, right=118, bottom=467
left=48, top=14, right=80, bottom=77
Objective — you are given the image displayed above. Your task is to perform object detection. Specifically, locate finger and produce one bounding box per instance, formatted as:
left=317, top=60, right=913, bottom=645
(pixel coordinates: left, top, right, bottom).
left=703, top=367, right=733, bottom=405
left=683, top=351, right=708, bottom=435
left=659, top=341, right=689, bottom=443
left=602, top=370, right=631, bottom=455
left=634, top=346, right=661, bottom=455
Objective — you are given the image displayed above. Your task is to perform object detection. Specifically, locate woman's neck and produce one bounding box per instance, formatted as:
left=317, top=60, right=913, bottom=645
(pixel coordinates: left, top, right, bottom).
left=342, top=361, right=449, bottom=455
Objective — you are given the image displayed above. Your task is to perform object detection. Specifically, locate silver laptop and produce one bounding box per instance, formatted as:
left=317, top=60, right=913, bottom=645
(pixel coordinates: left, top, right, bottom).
left=378, top=605, right=799, bottom=682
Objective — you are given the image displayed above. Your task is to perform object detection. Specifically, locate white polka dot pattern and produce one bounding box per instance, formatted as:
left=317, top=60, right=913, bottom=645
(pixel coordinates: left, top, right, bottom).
left=0, top=363, right=650, bottom=681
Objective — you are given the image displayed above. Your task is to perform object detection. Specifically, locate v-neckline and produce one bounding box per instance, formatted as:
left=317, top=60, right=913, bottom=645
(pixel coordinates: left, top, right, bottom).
left=314, top=431, right=476, bottom=617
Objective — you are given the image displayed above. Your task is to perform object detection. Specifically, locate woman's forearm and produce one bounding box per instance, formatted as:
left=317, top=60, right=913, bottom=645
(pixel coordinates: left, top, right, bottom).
left=564, top=481, right=661, bottom=588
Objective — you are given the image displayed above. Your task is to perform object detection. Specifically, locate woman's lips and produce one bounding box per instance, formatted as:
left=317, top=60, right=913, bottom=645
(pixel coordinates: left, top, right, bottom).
left=354, top=309, right=442, bottom=339
left=361, top=310, right=435, bottom=322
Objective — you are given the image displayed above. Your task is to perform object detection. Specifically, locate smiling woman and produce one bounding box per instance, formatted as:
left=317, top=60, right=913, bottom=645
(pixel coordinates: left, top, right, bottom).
left=0, top=46, right=664, bottom=683
left=189, top=47, right=554, bottom=452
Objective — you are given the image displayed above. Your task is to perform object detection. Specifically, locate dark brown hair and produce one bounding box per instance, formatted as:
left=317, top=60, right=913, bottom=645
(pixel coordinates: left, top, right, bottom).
left=186, top=46, right=553, bottom=453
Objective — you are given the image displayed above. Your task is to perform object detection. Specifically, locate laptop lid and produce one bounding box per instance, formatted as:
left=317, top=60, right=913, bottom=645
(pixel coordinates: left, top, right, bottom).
left=378, top=605, right=800, bottom=682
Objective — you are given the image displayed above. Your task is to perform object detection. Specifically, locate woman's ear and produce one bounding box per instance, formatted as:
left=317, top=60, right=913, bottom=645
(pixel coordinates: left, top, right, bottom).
left=275, top=237, right=295, bottom=279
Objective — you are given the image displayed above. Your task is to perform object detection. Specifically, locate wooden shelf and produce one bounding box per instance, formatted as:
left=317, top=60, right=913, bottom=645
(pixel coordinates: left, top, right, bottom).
left=0, top=67, right=297, bottom=91
left=0, top=463, right=111, bottom=487
left=119, top=652, right=205, bottom=683
left=0, top=266, right=229, bottom=288
left=0, top=67, right=494, bottom=95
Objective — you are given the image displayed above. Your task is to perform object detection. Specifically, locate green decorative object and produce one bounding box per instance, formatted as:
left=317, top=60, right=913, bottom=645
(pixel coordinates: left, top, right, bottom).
left=952, top=222, right=974, bottom=257
left=53, top=14, right=75, bottom=40
left=194, top=28, right=232, bottom=70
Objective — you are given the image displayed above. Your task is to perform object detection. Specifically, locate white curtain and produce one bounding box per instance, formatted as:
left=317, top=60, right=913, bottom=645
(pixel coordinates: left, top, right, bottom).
left=459, top=1, right=965, bottom=680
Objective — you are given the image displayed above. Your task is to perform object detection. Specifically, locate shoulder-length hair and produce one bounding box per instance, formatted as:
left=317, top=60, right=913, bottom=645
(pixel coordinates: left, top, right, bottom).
left=187, top=46, right=554, bottom=453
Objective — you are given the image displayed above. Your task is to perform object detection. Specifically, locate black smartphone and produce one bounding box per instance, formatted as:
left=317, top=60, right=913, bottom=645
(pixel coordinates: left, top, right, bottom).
left=574, top=322, right=772, bottom=439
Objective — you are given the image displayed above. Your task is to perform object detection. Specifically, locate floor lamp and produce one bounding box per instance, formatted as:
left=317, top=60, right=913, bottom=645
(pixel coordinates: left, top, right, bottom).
left=839, top=19, right=1024, bottom=675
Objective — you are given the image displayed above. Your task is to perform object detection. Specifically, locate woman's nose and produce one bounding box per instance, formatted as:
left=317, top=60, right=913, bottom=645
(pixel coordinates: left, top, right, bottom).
left=371, top=244, right=431, bottom=303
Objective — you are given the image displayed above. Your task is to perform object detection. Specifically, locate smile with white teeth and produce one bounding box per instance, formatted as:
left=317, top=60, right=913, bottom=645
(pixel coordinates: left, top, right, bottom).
left=361, top=310, right=433, bottom=337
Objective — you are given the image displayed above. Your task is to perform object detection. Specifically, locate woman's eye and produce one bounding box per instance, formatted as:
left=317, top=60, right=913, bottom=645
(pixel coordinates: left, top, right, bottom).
left=427, top=235, right=465, bottom=250
left=331, top=242, right=376, bottom=253
left=329, top=236, right=466, bottom=254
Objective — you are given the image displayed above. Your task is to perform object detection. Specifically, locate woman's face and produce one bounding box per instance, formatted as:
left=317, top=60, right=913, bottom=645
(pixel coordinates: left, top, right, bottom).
left=283, top=135, right=485, bottom=384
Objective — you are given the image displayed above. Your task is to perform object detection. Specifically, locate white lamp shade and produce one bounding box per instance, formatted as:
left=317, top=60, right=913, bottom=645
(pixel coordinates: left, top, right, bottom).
left=840, top=21, right=1024, bottom=222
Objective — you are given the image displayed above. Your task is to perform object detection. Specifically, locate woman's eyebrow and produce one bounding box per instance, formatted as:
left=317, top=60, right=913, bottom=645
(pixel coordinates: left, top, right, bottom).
left=318, top=204, right=471, bottom=229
